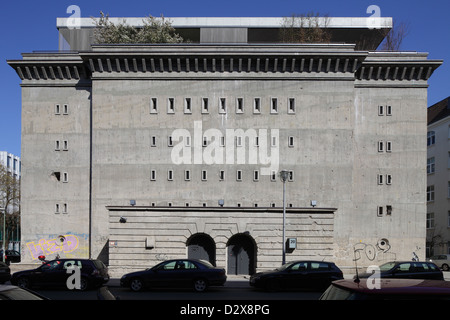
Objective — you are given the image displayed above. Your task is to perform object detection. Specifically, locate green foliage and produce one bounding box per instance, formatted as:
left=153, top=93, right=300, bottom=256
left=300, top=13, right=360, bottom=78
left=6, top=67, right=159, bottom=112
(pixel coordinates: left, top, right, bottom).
left=92, top=12, right=184, bottom=44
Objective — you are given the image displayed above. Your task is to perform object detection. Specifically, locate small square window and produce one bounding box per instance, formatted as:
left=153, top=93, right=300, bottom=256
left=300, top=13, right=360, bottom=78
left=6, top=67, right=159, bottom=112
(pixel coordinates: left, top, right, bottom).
left=184, top=98, right=192, bottom=114
left=150, top=98, right=158, bottom=114
left=202, top=98, right=209, bottom=113
left=271, top=98, right=278, bottom=114
left=253, top=98, right=261, bottom=114
left=236, top=98, right=244, bottom=114
left=288, top=98, right=296, bottom=114
left=219, top=98, right=226, bottom=114
left=167, top=98, right=175, bottom=114
left=236, top=170, right=242, bottom=181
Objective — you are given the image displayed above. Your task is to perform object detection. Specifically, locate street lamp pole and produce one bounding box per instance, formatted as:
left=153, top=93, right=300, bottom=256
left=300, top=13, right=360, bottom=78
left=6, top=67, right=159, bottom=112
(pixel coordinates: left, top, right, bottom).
left=279, top=169, right=289, bottom=266
left=1, top=208, right=5, bottom=263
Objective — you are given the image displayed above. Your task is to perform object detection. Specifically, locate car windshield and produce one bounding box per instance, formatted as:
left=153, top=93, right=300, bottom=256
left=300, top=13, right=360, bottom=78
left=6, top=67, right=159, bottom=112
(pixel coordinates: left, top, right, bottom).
left=378, top=262, right=398, bottom=271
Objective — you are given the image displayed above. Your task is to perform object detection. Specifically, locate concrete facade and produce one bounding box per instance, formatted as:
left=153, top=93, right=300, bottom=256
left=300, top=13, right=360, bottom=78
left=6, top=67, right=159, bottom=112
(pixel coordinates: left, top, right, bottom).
left=427, top=98, right=450, bottom=255
left=7, top=17, right=442, bottom=277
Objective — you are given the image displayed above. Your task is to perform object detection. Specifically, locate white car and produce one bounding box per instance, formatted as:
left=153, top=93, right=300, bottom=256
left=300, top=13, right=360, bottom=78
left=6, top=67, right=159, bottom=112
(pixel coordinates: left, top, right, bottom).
left=429, top=254, right=450, bottom=271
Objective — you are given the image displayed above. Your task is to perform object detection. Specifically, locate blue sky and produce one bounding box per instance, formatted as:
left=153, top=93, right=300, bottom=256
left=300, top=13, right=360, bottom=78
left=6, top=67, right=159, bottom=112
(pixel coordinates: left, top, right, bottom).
left=1, top=0, right=448, bottom=157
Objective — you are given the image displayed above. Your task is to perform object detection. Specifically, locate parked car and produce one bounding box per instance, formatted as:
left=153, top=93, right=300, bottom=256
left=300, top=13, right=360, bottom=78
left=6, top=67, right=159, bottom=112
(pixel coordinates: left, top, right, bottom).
left=10, top=258, right=110, bottom=291
left=0, top=284, right=49, bottom=300
left=249, top=260, right=344, bottom=291
left=357, top=261, right=444, bottom=280
left=320, top=278, right=450, bottom=300
left=0, top=262, right=11, bottom=284
left=0, top=250, right=21, bottom=265
left=120, top=259, right=227, bottom=292
left=428, top=254, right=450, bottom=271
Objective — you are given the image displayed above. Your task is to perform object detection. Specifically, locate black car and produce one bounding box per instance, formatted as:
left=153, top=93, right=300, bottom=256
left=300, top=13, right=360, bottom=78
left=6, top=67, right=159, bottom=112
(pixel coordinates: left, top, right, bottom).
left=120, top=259, right=227, bottom=292
left=0, top=250, right=21, bottom=265
left=0, top=285, right=50, bottom=300
left=249, top=260, right=344, bottom=291
left=10, top=258, right=110, bottom=291
left=320, top=278, right=450, bottom=300
left=357, top=261, right=444, bottom=280
left=0, top=262, right=11, bottom=284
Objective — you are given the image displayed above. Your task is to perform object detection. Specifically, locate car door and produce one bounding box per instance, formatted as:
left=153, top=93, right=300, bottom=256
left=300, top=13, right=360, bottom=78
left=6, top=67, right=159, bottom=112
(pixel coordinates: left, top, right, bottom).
left=174, top=260, right=199, bottom=287
left=151, top=260, right=178, bottom=287
left=34, top=260, right=66, bottom=287
left=283, top=262, right=309, bottom=288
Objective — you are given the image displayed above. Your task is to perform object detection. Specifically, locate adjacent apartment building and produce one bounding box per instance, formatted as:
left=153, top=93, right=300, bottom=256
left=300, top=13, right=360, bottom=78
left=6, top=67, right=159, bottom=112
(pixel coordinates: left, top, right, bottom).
left=7, top=16, right=442, bottom=276
left=427, top=97, right=450, bottom=256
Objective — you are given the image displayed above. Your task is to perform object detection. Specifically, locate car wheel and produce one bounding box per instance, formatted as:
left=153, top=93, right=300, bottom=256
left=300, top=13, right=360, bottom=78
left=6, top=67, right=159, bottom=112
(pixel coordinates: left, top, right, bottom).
left=130, top=278, right=144, bottom=292
left=79, top=277, right=89, bottom=291
left=442, top=264, right=449, bottom=271
left=193, top=279, right=208, bottom=292
left=16, top=276, right=30, bottom=289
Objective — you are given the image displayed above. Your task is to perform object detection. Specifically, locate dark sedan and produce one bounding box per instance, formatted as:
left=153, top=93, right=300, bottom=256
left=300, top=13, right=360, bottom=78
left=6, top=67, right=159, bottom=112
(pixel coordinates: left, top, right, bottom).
left=120, top=259, right=227, bottom=292
left=249, top=260, right=344, bottom=291
left=357, top=261, right=444, bottom=280
left=0, top=262, right=11, bottom=284
left=0, top=250, right=21, bottom=265
left=10, top=258, right=110, bottom=291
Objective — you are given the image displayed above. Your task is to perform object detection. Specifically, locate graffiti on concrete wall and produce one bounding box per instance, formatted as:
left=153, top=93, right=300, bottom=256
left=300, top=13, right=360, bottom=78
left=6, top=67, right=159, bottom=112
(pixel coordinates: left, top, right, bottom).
left=26, top=234, right=81, bottom=260
left=353, top=238, right=396, bottom=262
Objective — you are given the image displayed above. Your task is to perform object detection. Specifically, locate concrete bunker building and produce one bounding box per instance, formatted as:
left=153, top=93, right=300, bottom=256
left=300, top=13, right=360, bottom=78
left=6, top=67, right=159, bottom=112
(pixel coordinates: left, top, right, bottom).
left=8, top=16, right=442, bottom=276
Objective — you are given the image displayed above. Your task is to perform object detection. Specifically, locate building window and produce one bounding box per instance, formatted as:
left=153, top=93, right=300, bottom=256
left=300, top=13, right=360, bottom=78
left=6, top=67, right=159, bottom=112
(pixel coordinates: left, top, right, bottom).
left=63, top=203, right=68, bottom=214
left=63, top=140, right=68, bottom=151
left=427, top=185, right=435, bottom=202
left=271, top=98, right=278, bottom=114
left=378, top=105, right=384, bottom=116
left=202, top=170, right=207, bottom=181
left=427, top=157, right=435, bottom=174
left=448, top=211, right=450, bottom=227
left=377, top=206, right=383, bottom=217
left=55, top=104, right=61, bottom=115
left=151, top=136, right=157, bottom=147
left=184, top=98, right=192, bottom=114
left=271, top=170, right=276, bottom=182
left=378, top=141, right=384, bottom=152
left=378, top=174, right=384, bottom=185
left=427, top=131, right=435, bottom=146
left=288, top=98, right=296, bottom=114
left=219, top=170, right=225, bottom=181
left=288, top=170, right=294, bottom=182
left=288, top=136, right=294, bottom=147
left=253, top=170, right=259, bottom=181
left=168, top=136, right=173, bottom=147
left=185, top=170, right=191, bottom=181
left=236, top=98, right=244, bottom=113
left=150, top=170, right=156, bottom=181
left=386, top=105, right=392, bottom=116
left=427, top=212, right=435, bottom=229
left=55, top=203, right=60, bottom=214
left=386, top=141, right=392, bottom=152
left=219, top=98, right=226, bottom=114
left=55, top=141, right=60, bottom=151
left=167, top=98, right=175, bottom=114
left=386, top=174, right=392, bottom=185
left=63, top=104, right=69, bottom=115
left=448, top=182, right=450, bottom=198
left=150, top=98, right=158, bottom=114
left=253, top=98, right=261, bottom=114
left=202, top=98, right=209, bottom=113
left=62, top=172, right=68, bottom=183
left=236, top=170, right=242, bottom=181
left=168, top=170, right=173, bottom=181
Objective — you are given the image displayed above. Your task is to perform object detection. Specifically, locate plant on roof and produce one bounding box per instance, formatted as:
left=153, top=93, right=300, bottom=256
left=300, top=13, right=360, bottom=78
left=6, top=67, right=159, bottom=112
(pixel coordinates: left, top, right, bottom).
left=92, top=12, right=184, bottom=44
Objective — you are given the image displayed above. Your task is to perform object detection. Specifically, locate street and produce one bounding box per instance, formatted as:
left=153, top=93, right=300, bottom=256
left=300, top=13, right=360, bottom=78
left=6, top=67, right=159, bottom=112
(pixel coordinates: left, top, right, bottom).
left=30, top=276, right=324, bottom=300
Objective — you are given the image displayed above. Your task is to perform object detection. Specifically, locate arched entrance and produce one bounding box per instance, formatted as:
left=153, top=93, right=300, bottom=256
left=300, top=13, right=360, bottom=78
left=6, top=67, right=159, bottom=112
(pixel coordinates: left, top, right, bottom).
left=227, top=233, right=257, bottom=275
left=186, top=233, right=216, bottom=266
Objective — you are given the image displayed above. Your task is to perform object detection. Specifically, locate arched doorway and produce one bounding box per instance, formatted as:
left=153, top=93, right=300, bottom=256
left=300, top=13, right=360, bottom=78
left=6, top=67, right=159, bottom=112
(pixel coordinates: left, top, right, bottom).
left=186, top=233, right=216, bottom=266
left=227, top=233, right=257, bottom=275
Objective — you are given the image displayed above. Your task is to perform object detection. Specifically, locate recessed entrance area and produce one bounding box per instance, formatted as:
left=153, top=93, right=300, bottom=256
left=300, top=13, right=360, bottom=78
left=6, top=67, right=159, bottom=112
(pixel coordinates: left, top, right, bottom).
left=186, top=233, right=216, bottom=266
left=227, top=233, right=257, bottom=275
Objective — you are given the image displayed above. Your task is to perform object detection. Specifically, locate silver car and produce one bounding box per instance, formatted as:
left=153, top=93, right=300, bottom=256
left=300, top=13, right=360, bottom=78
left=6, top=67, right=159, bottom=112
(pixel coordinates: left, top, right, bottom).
left=429, top=254, right=450, bottom=271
